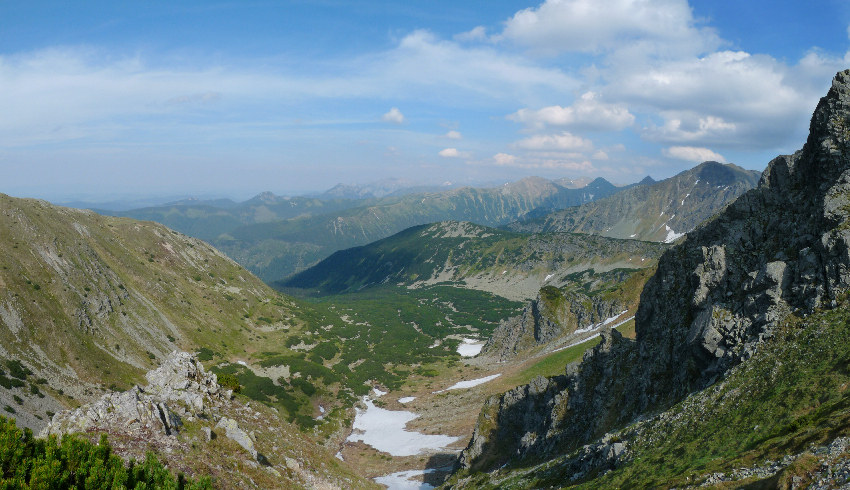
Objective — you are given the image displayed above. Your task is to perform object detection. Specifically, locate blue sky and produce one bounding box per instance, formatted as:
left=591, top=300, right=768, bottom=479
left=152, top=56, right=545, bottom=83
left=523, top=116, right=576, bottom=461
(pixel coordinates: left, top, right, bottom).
left=2, top=1, right=849, bottom=201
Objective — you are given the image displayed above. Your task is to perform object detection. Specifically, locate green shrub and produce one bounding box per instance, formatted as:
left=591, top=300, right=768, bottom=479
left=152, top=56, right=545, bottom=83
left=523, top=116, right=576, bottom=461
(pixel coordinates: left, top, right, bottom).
left=6, top=360, right=31, bottom=380
left=216, top=373, right=242, bottom=393
left=0, top=417, right=211, bottom=488
left=197, top=347, right=216, bottom=362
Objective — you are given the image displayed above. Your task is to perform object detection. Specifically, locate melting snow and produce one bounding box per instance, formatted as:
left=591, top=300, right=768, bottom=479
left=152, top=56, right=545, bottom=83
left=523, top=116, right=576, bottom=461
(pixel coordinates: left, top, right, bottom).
left=398, top=397, right=416, bottom=404
left=437, top=374, right=501, bottom=392
left=554, top=315, right=635, bottom=352
left=346, top=396, right=459, bottom=456
left=630, top=234, right=637, bottom=238
left=373, top=387, right=388, bottom=396
left=574, top=310, right=627, bottom=334
left=663, top=225, right=685, bottom=243
left=544, top=273, right=555, bottom=282
left=375, top=469, right=437, bottom=490
left=457, top=338, right=484, bottom=357
left=681, top=193, right=690, bottom=206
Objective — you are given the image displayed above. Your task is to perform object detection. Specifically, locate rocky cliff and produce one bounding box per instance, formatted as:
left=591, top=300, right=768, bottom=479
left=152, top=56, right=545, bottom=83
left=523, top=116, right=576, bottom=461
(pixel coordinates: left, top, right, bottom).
left=480, top=268, right=652, bottom=361
left=454, top=70, right=850, bottom=477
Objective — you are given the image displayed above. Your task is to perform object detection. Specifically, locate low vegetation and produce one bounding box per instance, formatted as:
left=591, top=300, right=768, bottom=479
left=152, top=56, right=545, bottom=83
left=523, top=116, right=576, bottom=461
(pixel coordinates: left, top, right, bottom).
left=0, top=416, right=210, bottom=489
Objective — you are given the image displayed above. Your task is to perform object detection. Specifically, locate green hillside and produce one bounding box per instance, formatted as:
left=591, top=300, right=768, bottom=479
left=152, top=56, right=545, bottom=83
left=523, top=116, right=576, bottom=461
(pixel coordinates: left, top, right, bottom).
left=282, top=220, right=668, bottom=301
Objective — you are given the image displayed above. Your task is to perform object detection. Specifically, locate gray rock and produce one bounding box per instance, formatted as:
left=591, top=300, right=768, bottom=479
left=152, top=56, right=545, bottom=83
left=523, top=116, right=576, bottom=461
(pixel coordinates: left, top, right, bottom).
left=215, top=417, right=258, bottom=459
left=41, top=351, right=228, bottom=438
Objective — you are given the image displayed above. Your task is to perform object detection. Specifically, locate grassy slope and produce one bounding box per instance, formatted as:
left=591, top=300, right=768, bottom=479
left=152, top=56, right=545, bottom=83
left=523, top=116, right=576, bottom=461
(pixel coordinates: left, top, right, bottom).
left=444, top=300, right=850, bottom=489
left=283, top=221, right=668, bottom=301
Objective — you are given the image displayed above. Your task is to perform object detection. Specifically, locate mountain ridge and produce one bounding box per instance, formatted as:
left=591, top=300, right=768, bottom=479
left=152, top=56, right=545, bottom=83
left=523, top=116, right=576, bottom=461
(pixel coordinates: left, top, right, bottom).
left=505, top=161, right=761, bottom=243
left=447, top=68, right=850, bottom=488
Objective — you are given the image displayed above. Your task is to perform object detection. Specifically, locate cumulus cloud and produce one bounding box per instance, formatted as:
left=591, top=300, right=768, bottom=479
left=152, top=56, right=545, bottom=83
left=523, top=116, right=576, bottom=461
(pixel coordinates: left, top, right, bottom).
left=445, top=130, right=462, bottom=139
left=439, top=148, right=472, bottom=158
left=592, top=150, right=609, bottom=160
left=508, top=92, right=635, bottom=131
left=612, top=50, right=845, bottom=148
left=493, top=153, right=517, bottom=165
left=662, top=146, right=726, bottom=163
left=513, top=131, right=594, bottom=151
left=382, top=107, right=405, bottom=124
left=495, top=0, right=720, bottom=56
left=455, top=26, right=487, bottom=42
left=487, top=152, right=594, bottom=171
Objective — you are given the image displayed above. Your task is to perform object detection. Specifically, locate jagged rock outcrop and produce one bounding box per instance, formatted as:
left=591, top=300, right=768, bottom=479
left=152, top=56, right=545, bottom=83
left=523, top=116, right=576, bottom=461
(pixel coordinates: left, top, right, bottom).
left=456, top=70, right=850, bottom=477
left=42, top=351, right=231, bottom=438
left=481, top=288, right=626, bottom=361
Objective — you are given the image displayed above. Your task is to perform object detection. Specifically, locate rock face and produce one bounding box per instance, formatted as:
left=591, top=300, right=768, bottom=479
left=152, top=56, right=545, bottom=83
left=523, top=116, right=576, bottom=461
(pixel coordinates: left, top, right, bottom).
left=457, top=70, right=850, bottom=475
left=42, top=351, right=231, bottom=439
left=481, top=288, right=628, bottom=361
left=481, top=268, right=651, bottom=361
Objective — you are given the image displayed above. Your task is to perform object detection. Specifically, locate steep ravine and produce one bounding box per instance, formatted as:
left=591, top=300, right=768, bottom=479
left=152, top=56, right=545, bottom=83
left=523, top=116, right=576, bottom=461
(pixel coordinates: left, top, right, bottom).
left=447, top=69, right=850, bottom=486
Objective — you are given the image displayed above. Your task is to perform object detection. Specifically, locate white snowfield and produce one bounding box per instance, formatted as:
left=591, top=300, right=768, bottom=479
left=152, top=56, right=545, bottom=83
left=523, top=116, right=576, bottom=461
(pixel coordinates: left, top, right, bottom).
left=346, top=396, right=459, bottom=457
left=664, top=225, right=685, bottom=243
left=398, top=396, right=416, bottom=404
left=436, top=374, right=501, bottom=392
left=456, top=338, right=484, bottom=357
left=375, top=469, right=437, bottom=490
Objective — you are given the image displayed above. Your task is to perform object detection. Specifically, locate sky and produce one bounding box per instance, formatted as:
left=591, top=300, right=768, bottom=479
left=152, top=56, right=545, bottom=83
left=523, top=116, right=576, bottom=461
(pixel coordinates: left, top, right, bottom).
left=2, top=0, right=850, bottom=202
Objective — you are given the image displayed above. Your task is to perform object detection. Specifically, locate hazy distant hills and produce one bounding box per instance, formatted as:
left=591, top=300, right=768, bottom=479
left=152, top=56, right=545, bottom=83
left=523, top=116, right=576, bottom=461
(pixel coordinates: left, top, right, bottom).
left=214, top=176, right=631, bottom=282
left=94, top=175, right=631, bottom=282
left=505, top=161, right=761, bottom=242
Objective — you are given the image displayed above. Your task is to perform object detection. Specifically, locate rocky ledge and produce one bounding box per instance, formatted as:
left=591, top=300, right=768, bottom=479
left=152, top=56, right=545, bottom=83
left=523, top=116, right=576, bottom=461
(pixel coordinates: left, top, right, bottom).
left=41, top=351, right=231, bottom=439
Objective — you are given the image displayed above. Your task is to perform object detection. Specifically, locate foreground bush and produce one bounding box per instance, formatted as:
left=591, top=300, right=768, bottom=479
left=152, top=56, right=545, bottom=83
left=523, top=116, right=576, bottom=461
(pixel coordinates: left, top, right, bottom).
left=0, top=416, right=210, bottom=489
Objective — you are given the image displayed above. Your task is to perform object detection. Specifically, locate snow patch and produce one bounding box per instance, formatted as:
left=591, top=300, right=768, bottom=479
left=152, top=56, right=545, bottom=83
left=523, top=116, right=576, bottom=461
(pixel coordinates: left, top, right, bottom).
left=346, top=397, right=459, bottom=456
left=375, top=469, right=437, bottom=490
left=663, top=225, right=686, bottom=243
left=544, top=273, right=555, bottom=282
left=373, top=387, right=387, bottom=397
left=457, top=338, right=484, bottom=357
left=436, top=374, right=501, bottom=392
left=398, top=397, right=416, bottom=404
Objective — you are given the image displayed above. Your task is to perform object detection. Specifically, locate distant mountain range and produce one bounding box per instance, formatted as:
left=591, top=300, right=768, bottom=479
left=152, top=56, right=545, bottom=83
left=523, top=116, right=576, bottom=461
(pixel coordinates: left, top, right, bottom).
left=505, top=161, right=761, bottom=242
left=93, top=176, right=629, bottom=282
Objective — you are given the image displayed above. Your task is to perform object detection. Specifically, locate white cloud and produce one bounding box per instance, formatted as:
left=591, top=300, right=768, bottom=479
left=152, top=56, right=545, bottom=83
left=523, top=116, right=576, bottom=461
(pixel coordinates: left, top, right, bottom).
left=487, top=152, right=594, bottom=171
left=592, top=150, right=609, bottom=160
left=495, top=0, right=720, bottom=56
left=445, top=130, right=462, bottom=139
left=439, top=148, right=472, bottom=158
left=508, top=92, right=635, bottom=131
left=643, top=114, right=736, bottom=143
left=455, top=26, right=487, bottom=42
left=493, top=153, right=516, bottom=165
left=382, top=107, right=405, bottom=124
left=513, top=131, right=593, bottom=151
left=612, top=50, right=844, bottom=148
left=662, top=146, right=726, bottom=163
